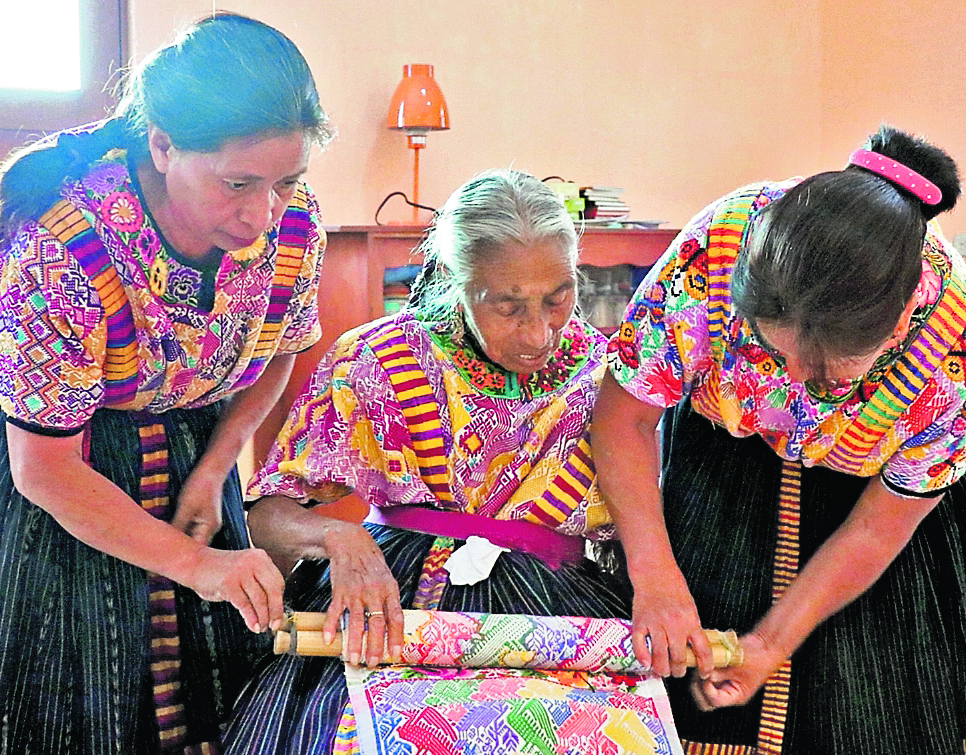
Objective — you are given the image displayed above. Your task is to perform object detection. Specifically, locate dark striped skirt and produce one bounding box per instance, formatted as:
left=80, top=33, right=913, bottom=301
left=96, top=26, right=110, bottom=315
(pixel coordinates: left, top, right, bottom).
left=0, top=406, right=271, bottom=755
left=660, top=401, right=966, bottom=754
left=222, top=525, right=634, bottom=755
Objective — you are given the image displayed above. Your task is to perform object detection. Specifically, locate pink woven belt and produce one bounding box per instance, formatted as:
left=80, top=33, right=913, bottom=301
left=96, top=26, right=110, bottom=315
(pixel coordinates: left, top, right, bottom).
left=366, top=505, right=585, bottom=570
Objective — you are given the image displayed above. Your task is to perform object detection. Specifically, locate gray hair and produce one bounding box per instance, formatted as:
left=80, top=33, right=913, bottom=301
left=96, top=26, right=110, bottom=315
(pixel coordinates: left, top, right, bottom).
left=408, top=169, right=578, bottom=319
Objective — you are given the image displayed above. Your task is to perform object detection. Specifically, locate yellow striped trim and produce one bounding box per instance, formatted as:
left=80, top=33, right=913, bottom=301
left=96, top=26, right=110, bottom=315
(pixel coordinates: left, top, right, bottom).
left=151, top=660, right=180, bottom=672
left=38, top=199, right=140, bottom=395
left=534, top=469, right=586, bottom=524
left=37, top=199, right=84, bottom=237
left=367, top=325, right=454, bottom=504
left=151, top=637, right=180, bottom=650
left=248, top=188, right=309, bottom=360
left=158, top=725, right=188, bottom=741
left=682, top=741, right=754, bottom=755
left=705, top=190, right=758, bottom=368
left=92, top=272, right=125, bottom=307
left=397, top=383, right=434, bottom=402
left=825, top=276, right=966, bottom=469
left=409, top=418, right=441, bottom=434
left=755, top=459, right=800, bottom=753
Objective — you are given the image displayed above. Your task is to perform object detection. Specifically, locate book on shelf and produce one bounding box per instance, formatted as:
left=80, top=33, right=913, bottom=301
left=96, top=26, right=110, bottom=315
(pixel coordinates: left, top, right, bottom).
left=579, top=185, right=630, bottom=221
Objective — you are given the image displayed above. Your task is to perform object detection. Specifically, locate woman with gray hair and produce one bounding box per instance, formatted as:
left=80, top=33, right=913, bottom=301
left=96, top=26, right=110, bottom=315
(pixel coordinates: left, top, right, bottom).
left=224, top=169, right=632, bottom=753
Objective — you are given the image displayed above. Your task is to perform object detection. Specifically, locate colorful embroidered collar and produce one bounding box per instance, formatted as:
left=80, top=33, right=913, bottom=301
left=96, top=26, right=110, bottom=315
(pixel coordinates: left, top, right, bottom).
left=425, top=315, right=596, bottom=400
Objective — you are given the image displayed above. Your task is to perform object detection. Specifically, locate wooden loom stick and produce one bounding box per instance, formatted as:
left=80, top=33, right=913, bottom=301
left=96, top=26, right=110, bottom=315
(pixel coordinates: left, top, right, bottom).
left=273, top=610, right=744, bottom=669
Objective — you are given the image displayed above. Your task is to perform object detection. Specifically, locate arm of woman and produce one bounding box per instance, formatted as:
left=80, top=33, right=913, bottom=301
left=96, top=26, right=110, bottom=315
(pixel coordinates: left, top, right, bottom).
left=7, top=423, right=285, bottom=632
left=592, top=372, right=715, bottom=679
left=247, top=493, right=404, bottom=666
left=172, top=352, right=296, bottom=543
left=692, top=477, right=940, bottom=710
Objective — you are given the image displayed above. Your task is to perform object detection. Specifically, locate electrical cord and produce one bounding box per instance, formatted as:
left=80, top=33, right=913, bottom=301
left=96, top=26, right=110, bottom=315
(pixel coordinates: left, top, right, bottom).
left=374, top=192, right=437, bottom=225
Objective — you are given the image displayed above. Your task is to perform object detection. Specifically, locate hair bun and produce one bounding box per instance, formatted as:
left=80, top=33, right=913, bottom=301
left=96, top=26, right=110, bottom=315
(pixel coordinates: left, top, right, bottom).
left=864, top=124, right=960, bottom=220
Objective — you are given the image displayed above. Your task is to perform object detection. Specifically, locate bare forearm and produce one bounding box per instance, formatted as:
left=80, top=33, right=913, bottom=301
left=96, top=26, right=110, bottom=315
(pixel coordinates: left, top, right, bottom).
left=592, top=373, right=713, bottom=675
left=13, top=448, right=206, bottom=583
left=8, top=424, right=286, bottom=632
left=592, top=374, right=677, bottom=575
left=754, top=478, right=939, bottom=659
left=195, top=353, right=296, bottom=479
left=247, top=493, right=368, bottom=574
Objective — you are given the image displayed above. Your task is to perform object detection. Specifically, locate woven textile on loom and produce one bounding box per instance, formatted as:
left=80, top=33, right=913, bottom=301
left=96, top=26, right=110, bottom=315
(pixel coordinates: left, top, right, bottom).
left=325, top=610, right=685, bottom=754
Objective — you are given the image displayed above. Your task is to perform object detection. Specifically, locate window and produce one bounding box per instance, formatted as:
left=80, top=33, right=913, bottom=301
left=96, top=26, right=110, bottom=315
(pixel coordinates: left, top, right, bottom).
left=0, top=0, right=127, bottom=140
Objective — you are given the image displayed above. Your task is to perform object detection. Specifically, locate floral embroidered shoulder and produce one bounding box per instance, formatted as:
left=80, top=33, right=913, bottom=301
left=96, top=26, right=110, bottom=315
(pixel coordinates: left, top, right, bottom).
left=608, top=179, right=966, bottom=497
left=0, top=149, right=326, bottom=431
left=249, top=310, right=615, bottom=539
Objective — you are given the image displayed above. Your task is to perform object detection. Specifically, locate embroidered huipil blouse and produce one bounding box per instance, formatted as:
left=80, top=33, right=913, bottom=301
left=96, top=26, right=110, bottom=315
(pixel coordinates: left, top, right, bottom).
left=250, top=311, right=615, bottom=538
left=0, top=151, right=325, bottom=432
left=608, top=180, right=966, bottom=496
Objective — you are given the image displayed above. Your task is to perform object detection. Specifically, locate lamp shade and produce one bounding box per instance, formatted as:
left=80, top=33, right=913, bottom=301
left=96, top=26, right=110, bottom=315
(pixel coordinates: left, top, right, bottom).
left=386, top=64, right=449, bottom=136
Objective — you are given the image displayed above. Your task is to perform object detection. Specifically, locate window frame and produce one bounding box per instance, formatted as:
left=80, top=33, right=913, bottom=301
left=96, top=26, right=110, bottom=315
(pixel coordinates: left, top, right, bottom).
left=0, top=0, right=127, bottom=137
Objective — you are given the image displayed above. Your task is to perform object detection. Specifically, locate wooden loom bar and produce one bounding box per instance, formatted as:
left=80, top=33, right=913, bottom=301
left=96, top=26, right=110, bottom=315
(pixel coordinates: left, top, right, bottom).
left=274, top=610, right=744, bottom=669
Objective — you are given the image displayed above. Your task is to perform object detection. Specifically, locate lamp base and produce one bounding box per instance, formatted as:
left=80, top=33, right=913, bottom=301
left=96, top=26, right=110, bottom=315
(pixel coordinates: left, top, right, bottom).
left=409, top=142, right=424, bottom=223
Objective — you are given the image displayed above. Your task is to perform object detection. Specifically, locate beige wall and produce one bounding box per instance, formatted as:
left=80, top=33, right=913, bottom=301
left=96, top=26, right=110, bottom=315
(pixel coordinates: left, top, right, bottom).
left=128, top=1, right=965, bottom=236
left=820, top=0, right=966, bottom=236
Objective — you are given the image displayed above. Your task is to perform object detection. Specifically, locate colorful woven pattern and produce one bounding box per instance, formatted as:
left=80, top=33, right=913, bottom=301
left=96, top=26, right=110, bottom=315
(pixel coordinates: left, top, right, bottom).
left=411, top=536, right=455, bottom=610
left=345, top=664, right=682, bottom=755
left=367, top=322, right=455, bottom=505
left=822, top=275, right=966, bottom=473
left=611, top=178, right=966, bottom=496
left=0, top=153, right=324, bottom=431
left=338, top=610, right=683, bottom=755
left=38, top=199, right=140, bottom=406
left=237, top=186, right=312, bottom=387
left=394, top=610, right=650, bottom=674
left=252, top=311, right=614, bottom=539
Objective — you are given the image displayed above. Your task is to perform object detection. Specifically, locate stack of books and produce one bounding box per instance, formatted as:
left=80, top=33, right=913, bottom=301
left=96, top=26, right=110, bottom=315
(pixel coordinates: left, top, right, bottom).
left=579, top=186, right=630, bottom=221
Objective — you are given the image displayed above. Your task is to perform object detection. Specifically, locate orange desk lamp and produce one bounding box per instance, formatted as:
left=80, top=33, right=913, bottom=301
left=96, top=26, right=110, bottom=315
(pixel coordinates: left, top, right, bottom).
left=386, top=64, right=449, bottom=222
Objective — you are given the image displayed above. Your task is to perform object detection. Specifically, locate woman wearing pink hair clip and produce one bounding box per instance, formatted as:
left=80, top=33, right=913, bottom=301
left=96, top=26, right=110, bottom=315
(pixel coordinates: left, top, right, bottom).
left=593, top=124, right=966, bottom=753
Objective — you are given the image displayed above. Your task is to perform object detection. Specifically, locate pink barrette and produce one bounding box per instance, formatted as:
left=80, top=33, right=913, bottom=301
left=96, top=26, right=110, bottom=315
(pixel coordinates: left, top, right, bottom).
left=848, top=148, right=942, bottom=205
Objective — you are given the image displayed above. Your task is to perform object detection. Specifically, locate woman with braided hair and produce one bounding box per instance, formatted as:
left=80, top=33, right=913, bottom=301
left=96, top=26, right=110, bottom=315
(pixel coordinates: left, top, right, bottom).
left=0, top=13, right=331, bottom=753
left=593, top=124, right=966, bottom=753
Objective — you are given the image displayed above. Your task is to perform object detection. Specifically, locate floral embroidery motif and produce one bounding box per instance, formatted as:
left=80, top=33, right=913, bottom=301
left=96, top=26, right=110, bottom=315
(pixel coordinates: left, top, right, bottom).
left=148, top=254, right=168, bottom=297
left=429, top=317, right=595, bottom=400
left=229, top=233, right=268, bottom=262
left=99, top=190, right=143, bottom=233
left=606, top=321, right=639, bottom=369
